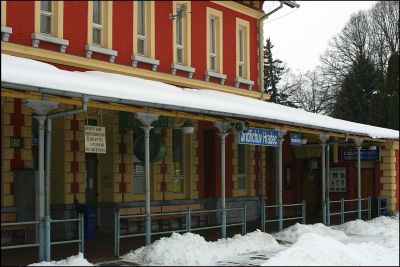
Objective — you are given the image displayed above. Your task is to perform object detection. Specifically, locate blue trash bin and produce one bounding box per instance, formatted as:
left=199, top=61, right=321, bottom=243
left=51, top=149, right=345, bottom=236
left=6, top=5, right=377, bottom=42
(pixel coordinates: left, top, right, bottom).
left=380, top=198, right=389, bottom=216
left=78, top=204, right=96, bottom=238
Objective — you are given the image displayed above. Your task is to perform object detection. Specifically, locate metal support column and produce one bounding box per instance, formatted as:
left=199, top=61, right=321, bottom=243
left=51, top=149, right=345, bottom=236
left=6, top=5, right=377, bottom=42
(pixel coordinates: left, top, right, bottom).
left=137, top=112, right=159, bottom=245
left=214, top=121, right=231, bottom=239
left=319, top=134, right=329, bottom=225
left=355, top=139, right=363, bottom=220
left=278, top=131, right=285, bottom=231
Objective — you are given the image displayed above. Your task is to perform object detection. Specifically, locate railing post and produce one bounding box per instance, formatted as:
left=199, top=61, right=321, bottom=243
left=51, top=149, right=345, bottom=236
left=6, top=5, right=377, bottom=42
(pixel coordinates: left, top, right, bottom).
left=326, top=200, right=330, bottom=226
left=368, top=197, right=371, bottom=220
left=78, top=213, right=85, bottom=254
left=38, top=220, right=45, bottom=261
left=114, top=210, right=119, bottom=257
left=242, top=204, right=247, bottom=235
left=221, top=208, right=226, bottom=239
left=340, top=198, right=344, bottom=224
left=186, top=208, right=191, bottom=232
left=260, top=196, right=265, bottom=232
left=302, top=200, right=306, bottom=224
left=44, top=216, right=51, bottom=261
left=278, top=204, right=283, bottom=231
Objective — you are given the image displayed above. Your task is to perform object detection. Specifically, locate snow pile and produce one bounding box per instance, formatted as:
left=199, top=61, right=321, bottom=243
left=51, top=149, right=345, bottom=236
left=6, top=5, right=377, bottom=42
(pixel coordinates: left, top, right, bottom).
left=262, top=233, right=398, bottom=266
left=273, top=222, right=349, bottom=243
left=28, top=253, right=93, bottom=266
left=122, top=230, right=280, bottom=266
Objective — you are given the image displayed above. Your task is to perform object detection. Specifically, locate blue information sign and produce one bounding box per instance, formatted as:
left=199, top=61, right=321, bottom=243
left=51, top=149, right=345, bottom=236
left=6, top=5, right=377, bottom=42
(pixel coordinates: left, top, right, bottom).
left=32, top=133, right=39, bottom=146
left=290, top=132, right=301, bottom=146
left=342, top=148, right=379, bottom=161
left=239, top=128, right=279, bottom=147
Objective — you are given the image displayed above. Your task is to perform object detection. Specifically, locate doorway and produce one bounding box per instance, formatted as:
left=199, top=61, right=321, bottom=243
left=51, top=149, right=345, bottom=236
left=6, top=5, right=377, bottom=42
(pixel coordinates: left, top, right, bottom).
left=85, top=152, right=98, bottom=229
left=203, top=129, right=216, bottom=198
left=301, top=159, right=321, bottom=217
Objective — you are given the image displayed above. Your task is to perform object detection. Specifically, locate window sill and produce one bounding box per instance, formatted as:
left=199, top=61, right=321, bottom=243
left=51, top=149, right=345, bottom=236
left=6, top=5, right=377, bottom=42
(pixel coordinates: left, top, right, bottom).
left=205, top=70, right=227, bottom=85
left=85, top=44, right=118, bottom=63
left=171, top=63, right=195, bottom=78
left=31, top=32, right=69, bottom=53
left=1, top=26, right=12, bottom=42
left=131, top=54, right=160, bottom=71
left=234, top=77, right=254, bottom=90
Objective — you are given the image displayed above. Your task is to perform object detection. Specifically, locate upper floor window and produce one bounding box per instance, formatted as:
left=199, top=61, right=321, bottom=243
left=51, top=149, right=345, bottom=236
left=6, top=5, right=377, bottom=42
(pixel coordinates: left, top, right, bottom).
left=92, top=1, right=103, bottom=46
left=176, top=5, right=184, bottom=64
left=137, top=1, right=146, bottom=55
left=209, top=16, right=216, bottom=71
left=206, top=7, right=223, bottom=73
left=236, top=18, right=250, bottom=80
left=40, top=1, right=52, bottom=34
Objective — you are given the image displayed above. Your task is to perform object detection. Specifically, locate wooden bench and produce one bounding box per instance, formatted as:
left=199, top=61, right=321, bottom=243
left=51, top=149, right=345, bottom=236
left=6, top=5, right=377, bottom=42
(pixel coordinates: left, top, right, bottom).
left=118, top=204, right=208, bottom=233
left=159, top=203, right=209, bottom=230
left=119, top=206, right=162, bottom=233
left=1, top=212, right=26, bottom=244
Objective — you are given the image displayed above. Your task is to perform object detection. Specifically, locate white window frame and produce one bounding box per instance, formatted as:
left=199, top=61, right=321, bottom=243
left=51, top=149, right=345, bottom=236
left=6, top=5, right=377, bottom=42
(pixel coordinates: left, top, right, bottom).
left=132, top=155, right=145, bottom=195
left=209, top=16, right=217, bottom=71
left=40, top=1, right=52, bottom=35
left=137, top=0, right=146, bottom=55
left=329, top=167, right=347, bottom=192
left=92, top=1, right=103, bottom=46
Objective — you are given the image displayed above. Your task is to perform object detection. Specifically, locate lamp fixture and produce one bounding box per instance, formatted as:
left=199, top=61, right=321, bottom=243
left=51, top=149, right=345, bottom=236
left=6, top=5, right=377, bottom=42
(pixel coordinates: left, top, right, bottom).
left=169, top=6, right=189, bottom=20
left=181, top=119, right=194, bottom=134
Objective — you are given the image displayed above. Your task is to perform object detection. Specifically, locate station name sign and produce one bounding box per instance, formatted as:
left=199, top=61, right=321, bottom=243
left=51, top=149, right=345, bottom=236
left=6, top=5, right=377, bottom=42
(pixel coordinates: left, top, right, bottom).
left=239, top=128, right=279, bottom=147
left=85, top=125, right=107, bottom=153
left=342, top=148, right=379, bottom=161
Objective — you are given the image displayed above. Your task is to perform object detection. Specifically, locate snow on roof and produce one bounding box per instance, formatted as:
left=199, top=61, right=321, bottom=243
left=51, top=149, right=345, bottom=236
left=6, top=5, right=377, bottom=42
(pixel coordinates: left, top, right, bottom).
left=1, top=54, right=399, bottom=140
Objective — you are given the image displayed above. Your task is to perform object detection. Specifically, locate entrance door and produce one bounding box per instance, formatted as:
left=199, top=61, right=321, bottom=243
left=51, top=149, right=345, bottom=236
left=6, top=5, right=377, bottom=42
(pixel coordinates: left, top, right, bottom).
left=360, top=168, right=375, bottom=198
left=203, top=129, right=216, bottom=198
left=85, top=154, right=98, bottom=227
left=302, top=162, right=321, bottom=216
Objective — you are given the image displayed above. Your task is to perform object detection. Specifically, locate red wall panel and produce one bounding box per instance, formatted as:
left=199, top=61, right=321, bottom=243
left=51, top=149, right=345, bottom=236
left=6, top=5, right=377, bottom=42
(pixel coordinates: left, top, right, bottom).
left=7, top=1, right=34, bottom=46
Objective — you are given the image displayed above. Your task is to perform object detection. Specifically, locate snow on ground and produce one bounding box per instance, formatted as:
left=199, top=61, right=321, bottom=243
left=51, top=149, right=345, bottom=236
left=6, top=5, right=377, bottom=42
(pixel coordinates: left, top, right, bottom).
left=27, top=215, right=399, bottom=266
left=28, top=253, right=93, bottom=266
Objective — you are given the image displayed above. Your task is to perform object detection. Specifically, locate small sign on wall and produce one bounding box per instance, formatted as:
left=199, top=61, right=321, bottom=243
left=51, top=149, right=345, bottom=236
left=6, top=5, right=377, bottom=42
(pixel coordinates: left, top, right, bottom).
left=10, top=137, right=22, bottom=149
left=84, top=125, right=106, bottom=153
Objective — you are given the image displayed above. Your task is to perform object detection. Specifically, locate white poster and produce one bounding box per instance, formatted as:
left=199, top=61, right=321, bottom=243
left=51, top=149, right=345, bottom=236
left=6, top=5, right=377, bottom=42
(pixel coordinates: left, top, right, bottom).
left=84, top=125, right=106, bottom=153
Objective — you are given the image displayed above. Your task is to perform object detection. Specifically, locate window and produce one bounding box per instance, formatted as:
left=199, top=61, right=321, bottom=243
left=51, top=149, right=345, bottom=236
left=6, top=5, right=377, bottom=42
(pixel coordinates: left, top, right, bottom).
left=206, top=7, right=223, bottom=74
left=133, top=155, right=145, bottom=194
left=236, top=18, right=250, bottom=80
left=40, top=1, right=52, bottom=34
left=172, top=129, right=184, bottom=193
left=176, top=6, right=184, bottom=64
left=209, top=16, right=216, bottom=71
left=238, top=27, right=244, bottom=77
left=92, top=1, right=103, bottom=46
left=137, top=1, right=146, bottom=55
left=237, top=144, right=246, bottom=189
left=329, top=167, right=347, bottom=192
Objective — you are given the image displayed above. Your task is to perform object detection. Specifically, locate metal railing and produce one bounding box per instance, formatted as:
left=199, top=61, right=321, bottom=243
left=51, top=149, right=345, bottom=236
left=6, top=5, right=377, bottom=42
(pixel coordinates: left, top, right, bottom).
left=1, top=214, right=84, bottom=261
left=260, top=198, right=306, bottom=232
left=114, top=205, right=247, bottom=257
left=326, top=197, right=371, bottom=225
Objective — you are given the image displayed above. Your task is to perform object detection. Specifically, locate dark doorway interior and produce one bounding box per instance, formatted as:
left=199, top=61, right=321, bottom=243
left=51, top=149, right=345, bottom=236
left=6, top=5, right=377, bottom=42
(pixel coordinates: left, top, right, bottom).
left=203, top=129, right=216, bottom=198
left=85, top=153, right=98, bottom=228
left=301, top=159, right=321, bottom=216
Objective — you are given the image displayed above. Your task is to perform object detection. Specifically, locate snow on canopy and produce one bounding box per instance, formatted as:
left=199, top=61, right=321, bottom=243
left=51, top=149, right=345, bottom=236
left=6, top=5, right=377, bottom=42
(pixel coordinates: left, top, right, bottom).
left=1, top=53, right=399, bottom=140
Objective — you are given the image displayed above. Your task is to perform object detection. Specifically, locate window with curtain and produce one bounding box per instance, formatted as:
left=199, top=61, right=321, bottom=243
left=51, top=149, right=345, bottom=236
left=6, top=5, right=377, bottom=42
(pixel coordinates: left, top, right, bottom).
left=176, top=6, right=184, bottom=64
left=238, top=27, right=244, bottom=78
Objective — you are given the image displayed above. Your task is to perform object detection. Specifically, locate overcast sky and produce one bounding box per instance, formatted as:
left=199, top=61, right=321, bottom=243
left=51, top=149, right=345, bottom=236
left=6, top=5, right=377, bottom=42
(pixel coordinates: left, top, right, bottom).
left=262, top=1, right=377, bottom=73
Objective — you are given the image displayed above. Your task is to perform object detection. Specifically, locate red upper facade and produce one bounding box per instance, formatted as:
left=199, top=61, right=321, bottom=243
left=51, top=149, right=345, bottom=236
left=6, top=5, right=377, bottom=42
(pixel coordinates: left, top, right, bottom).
left=3, top=1, right=264, bottom=93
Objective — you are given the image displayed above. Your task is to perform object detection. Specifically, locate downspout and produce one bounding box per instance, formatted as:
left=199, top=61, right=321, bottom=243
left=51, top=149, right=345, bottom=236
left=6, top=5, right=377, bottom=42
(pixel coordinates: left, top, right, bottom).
left=259, top=1, right=283, bottom=99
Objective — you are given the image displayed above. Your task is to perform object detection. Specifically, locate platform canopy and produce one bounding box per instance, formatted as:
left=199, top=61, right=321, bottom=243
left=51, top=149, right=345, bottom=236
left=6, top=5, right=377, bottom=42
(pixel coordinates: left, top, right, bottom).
left=1, top=53, right=399, bottom=140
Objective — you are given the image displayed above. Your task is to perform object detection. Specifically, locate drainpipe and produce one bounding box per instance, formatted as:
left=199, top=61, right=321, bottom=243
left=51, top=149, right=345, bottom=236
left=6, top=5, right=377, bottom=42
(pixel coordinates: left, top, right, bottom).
left=259, top=1, right=299, bottom=99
